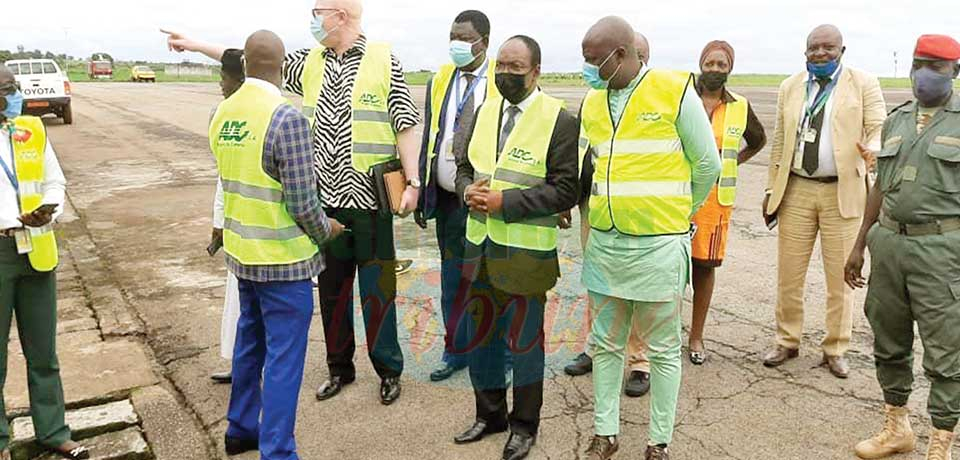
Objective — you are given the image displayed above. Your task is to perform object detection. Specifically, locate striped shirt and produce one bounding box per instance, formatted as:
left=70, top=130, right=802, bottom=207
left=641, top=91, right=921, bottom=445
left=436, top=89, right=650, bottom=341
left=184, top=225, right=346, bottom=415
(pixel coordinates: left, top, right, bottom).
left=282, top=35, right=421, bottom=210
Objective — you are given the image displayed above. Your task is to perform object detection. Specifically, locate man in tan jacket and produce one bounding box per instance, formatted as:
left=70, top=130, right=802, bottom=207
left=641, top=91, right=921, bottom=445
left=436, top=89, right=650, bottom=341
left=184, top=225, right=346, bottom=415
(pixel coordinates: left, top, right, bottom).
left=762, top=24, right=886, bottom=378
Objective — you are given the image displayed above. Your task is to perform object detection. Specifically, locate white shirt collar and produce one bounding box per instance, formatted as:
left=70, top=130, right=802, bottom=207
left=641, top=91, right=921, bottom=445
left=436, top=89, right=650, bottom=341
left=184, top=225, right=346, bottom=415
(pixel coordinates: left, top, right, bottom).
left=244, top=78, right=281, bottom=96
left=503, top=88, right=541, bottom=114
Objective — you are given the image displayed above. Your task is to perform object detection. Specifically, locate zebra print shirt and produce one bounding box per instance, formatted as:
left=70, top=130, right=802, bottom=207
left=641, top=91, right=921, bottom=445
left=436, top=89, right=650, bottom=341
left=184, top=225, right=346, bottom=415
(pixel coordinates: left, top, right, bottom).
left=282, top=36, right=421, bottom=210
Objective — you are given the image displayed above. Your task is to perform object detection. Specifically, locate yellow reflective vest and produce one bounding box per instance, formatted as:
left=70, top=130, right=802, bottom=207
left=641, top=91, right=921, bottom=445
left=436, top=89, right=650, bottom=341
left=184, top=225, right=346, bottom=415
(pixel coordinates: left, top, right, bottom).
left=209, top=83, right=319, bottom=266
left=301, top=42, right=397, bottom=173
left=7, top=116, right=59, bottom=272
left=716, top=92, right=749, bottom=206
left=466, top=94, right=564, bottom=251
left=424, top=61, right=499, bottom=184
left=581, top=69, right=694, bottom=236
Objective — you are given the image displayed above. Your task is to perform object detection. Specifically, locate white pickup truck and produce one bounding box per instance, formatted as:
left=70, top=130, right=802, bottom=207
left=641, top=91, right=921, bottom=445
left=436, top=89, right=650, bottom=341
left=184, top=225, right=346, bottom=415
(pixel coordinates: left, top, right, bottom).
left=4, top=59, right=73, bottom=125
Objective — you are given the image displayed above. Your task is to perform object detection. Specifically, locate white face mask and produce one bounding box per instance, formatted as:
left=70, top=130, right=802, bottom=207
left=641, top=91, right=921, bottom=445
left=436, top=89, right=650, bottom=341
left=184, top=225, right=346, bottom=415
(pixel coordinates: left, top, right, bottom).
left=310, top=12, right=341, bottom=45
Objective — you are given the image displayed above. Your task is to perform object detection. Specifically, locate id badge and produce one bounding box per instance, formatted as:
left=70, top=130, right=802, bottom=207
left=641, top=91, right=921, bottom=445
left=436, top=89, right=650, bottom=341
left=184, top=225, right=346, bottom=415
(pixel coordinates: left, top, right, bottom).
left=14, top=229, right=32, bottom=255
left=802, top=128, right=818, bottom=144
left=442, top=137, right=455, bottom=160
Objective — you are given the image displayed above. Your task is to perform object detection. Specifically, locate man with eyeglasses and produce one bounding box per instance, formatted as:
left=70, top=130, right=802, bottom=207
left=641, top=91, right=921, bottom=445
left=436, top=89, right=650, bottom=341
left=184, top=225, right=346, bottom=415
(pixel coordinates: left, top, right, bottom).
left=453, top=35, right=581, bottom=460
left=0, top=66, right=90, bottom=460
left=164, top=0, right=420, bottom=406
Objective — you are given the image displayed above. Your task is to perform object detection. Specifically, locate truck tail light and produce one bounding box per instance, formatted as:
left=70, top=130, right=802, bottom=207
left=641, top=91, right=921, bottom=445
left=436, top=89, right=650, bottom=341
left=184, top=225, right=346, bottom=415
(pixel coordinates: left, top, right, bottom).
left=64, top=81, right=72, bottom=95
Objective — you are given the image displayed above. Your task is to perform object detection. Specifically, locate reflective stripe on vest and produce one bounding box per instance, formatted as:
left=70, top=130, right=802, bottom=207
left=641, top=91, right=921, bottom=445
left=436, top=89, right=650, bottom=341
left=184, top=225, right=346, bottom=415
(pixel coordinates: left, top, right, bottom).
left=10, top=116, right=58, bottom=272
left=717, top=92, right=749, bottom=206
left=581, top=69, right=693, bottom=236
left=465, top=94, right=564, bottom=251
left=424, top=62, right=500, bottom=184
left=210, top=83, right=319, bottom=266
left=301, top=42, right=398, bottom=173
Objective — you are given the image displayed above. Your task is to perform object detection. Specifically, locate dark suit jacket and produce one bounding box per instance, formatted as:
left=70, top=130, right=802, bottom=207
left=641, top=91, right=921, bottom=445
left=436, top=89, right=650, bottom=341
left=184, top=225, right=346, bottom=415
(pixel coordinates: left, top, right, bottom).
left=455, top=95, right=581, bottom=295
left=416, top=74, right=497, bottom=226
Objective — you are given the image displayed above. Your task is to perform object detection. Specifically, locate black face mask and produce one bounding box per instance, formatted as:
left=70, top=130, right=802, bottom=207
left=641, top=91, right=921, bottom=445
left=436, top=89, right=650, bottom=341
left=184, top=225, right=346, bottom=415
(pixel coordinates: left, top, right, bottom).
left=495, top=72, right=530, bottom=104
left=700, top=71, right=728, bottom=91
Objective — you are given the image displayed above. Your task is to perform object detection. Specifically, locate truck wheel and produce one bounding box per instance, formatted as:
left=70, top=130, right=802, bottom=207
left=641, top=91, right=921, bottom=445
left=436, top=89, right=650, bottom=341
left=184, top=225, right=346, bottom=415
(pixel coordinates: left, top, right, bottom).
left=62, top=102, right=74, bottom=125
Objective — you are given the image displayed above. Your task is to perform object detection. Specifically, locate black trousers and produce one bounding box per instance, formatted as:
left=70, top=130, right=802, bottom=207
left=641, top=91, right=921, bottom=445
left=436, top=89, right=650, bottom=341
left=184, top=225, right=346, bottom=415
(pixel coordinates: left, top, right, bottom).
left=465, top=258, right=546, bottom=436
left=317, top=208, right=403, bottom=380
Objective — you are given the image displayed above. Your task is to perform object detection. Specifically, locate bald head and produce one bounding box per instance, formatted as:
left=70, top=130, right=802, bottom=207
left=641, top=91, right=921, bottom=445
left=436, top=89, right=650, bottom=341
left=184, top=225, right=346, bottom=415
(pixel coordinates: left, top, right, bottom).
left=582, top=16, right=641, bottom=90
left=806, top=24, right=845, bottom=65
left=583, top=16, right=636, bottom=54
left=635, top=33, right=650, bottom=65
left=244, top=30, right=285, bottom=85
left=315, top=0, right=362, bottom=20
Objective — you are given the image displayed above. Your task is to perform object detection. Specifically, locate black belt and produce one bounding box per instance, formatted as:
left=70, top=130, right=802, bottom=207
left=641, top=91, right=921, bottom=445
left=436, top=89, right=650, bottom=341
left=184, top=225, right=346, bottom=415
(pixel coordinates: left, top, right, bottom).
left=791, top=172, right=838, bottom=183
left=879, top=214, right=960, bottom=236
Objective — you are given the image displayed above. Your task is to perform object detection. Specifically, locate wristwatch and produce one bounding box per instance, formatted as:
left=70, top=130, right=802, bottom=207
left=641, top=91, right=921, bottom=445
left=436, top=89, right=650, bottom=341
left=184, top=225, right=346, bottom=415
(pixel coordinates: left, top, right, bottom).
left=406, top=178, right=422, bottom=189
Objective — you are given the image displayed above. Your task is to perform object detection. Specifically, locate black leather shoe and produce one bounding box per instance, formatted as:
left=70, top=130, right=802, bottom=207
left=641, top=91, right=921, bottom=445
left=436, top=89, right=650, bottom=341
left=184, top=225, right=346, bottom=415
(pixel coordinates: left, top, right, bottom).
left=624, top=370, right=651, bottom=398
left=210, top=371, right=232, bottom=384
left=430, top=363, right=462, bottom=382
left=454, top=420, right=508, bottom=444
left=224, top=436, right=258, bottom=456
left=502, top=432, right=536, bottom=460
left=380, top=377, right=401, bottom=405
left=563, top=352, right=593, bottom=376
left=316, top=376, right=354, bottom=401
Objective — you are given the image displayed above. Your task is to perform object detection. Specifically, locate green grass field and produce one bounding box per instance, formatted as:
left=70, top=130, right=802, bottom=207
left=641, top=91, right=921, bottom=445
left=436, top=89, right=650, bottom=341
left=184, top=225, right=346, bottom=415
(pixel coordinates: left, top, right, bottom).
left=67, top=64, right=220, bottom=83
left=66, top=67, right=960, bottom=90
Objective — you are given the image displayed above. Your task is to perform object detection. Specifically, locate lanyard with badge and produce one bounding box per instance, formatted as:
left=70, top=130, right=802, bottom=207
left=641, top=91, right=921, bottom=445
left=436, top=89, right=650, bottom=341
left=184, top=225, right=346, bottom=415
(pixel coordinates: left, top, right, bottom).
left=1, top=133, right=32, bottom=254
left=453, top=61, right=488, bottom=132
left=442, top=61, right=487, bottom=160
left=799, top=73, right=839, bottom=145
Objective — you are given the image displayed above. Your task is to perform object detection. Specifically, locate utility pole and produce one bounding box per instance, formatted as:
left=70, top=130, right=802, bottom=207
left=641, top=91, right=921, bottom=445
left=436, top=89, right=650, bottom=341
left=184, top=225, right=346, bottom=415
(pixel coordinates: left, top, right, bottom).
left=893, top=51, right=898, bottom=79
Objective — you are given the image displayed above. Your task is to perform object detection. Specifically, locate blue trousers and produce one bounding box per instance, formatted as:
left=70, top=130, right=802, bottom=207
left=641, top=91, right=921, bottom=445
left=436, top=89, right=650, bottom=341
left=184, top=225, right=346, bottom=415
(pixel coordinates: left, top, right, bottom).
left=227, top=278, right=314, bottom=460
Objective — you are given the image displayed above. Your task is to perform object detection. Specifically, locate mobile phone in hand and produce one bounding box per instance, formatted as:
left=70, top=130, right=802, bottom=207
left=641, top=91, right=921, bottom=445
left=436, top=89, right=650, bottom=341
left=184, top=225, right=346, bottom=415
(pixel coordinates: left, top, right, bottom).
left=765, top=213, right=779, bottom=230
left=207, top=239, right=223, bottom=257
left=35, top=203, right=59, bottom=215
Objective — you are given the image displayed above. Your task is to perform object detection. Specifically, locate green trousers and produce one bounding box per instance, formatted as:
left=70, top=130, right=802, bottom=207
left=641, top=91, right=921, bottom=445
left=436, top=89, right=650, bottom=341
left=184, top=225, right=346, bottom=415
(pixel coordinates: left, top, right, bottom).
left=0, top=238, right=70, bottom=449
left=589, top=291, right=683, bottom=445
left=865, top=224, right=960, bottom=431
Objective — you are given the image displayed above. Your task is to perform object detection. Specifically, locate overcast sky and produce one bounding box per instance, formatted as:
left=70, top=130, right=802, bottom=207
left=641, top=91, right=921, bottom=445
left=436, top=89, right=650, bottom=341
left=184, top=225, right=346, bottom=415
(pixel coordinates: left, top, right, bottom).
left=2, top=0, right=954, bottom=77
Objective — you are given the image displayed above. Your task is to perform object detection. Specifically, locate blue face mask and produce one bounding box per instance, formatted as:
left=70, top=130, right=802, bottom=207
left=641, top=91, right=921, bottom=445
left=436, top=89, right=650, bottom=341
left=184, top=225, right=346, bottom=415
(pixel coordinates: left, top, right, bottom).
left=582, top=49, right=621, bottom=90
left=2, top=91, right=23, bottom=121
left=806, top=59, right=840, bottom=79
left=310, top=13, right=340, bottom=45
left=449, top=39, right=481, bottom=68
left=912, top=66, right=955, bottom=106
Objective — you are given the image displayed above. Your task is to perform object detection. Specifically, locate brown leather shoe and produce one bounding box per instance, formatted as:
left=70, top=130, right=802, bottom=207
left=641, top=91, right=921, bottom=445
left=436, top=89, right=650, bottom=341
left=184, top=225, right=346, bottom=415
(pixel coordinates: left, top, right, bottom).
left=821, top=354, right=850, bottom=379
left=762, top=346, right=799, bottom=367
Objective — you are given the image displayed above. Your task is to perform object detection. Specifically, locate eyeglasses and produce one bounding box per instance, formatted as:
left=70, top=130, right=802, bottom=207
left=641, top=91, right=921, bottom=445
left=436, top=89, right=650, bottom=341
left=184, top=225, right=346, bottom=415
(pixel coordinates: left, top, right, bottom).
left=0, top=82, right=20, bottom=96
left=311, top=8, right=343, bottom=19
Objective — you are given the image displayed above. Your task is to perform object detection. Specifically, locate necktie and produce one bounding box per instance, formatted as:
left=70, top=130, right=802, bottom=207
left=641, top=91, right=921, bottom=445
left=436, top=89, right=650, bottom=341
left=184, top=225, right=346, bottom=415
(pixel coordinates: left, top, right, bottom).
left=802, top=78, right=830, bottom=175
left=498, top=106, right=521, bottom=155
left=451, top=74, right=477, bottom=158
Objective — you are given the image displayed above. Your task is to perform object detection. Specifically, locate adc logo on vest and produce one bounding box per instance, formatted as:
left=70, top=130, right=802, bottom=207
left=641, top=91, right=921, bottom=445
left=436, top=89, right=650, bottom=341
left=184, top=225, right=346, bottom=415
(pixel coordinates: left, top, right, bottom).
left=726, top=126, right=743, bottom=137
left=358, top=93, right=384, bottom=108
left=217, top=121, right=252, bottom=144
left=506, top=147, right=538, bottom=166
left=637, top=112, right=662, bottom=122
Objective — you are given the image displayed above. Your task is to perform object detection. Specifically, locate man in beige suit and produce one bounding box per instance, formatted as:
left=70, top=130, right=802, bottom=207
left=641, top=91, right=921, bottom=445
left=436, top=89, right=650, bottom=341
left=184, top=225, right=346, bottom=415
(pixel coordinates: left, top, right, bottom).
left=762, top=24, right=885, bottom=378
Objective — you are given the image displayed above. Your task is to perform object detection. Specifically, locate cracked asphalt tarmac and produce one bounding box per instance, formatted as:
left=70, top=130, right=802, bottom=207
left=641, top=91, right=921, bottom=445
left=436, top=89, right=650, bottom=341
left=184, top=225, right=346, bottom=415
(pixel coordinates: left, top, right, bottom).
left=43, top=82, right=957, bottom=459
